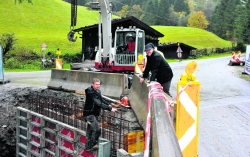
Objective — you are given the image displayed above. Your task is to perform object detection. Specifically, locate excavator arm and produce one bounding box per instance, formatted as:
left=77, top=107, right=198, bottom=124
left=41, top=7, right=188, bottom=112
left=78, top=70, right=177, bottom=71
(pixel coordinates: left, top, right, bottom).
left=98, top=0, right=112, bottom=58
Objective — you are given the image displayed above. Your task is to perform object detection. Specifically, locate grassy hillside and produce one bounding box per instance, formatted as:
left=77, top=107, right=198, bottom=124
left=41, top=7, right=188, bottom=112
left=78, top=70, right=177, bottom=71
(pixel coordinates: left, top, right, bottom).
left=0, top=0, right=100, bottom=55
left=152, top=26, right=232, bottom=49
left=0, top=1, right=232, bottom=56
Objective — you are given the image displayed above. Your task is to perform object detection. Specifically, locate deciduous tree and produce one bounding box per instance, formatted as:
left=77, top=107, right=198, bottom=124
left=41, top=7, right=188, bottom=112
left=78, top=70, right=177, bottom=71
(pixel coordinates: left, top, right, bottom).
left=187, top=11, right=209, bottom=29
left=116, top=5, right=129, bottom=18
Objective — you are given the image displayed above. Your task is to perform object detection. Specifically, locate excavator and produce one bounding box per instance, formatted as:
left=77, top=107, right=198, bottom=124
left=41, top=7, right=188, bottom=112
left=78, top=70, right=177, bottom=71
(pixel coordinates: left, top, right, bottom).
left=47, top=0, right=146, bottom=97
left=68, top=0, right=146, bottom=73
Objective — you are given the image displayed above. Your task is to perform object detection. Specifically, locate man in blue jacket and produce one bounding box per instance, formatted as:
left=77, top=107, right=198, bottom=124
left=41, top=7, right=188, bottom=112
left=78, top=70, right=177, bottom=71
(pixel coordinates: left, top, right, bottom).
left=139, top=43, right=173, bottom=97
left=84, top=78, right=117, bottom=151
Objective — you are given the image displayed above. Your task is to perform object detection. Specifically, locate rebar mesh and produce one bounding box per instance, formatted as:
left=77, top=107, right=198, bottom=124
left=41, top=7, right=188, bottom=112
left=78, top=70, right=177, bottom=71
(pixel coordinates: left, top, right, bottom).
left=28, top=92, right=131, bottom=156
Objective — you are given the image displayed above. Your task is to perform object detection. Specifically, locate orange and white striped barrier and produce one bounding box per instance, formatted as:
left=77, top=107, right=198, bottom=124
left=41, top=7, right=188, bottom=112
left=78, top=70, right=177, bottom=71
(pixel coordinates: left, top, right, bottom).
left=231, top=51, right=236, bottom=60
left=56, top=59, right=62, bottom=69
left=175, top=61, right=200, bottom=157
left=237, top=51, right=241, bottom=60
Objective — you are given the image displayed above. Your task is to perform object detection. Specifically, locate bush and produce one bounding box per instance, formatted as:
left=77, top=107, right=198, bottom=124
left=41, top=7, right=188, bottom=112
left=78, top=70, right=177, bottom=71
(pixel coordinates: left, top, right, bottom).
left=236, top=42, right=245, bottom=52
left=61, top=52, right=83, bottom=63
left=4, top=57, right=21, bottom=69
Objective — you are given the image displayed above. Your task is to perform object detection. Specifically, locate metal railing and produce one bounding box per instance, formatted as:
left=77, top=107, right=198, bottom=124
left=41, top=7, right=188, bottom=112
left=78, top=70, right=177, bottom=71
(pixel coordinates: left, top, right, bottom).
left=115, top=54, right=136, bottom=65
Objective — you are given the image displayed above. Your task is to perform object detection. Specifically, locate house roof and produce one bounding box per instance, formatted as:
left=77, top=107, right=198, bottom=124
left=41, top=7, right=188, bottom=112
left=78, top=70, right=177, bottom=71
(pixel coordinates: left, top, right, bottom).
left=73, top=16, right=164, bottom=38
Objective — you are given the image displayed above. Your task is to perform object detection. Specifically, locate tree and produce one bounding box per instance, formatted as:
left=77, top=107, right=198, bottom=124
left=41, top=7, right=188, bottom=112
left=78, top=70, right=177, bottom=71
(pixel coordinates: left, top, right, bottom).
left=128, top=5, right=145, bottom=20
left=116, top=4, right=144, bottom=20
left=142, top=0, right=158, bottom=25
left=156, top=0, right=170, bottom=25
left=232, top=0, right=250, bottom=44
left=168, top=6, right=179, bottom=26
left=174, top=0, right=190, bottom=14
left=0, top=33, right=17, bottom=56
left=210, top=0, right=240, bottom=39
left=178, top=14, right=190, bottom=26
left=116, top=5, right=129, bottom=18
left=187, top=11, right=209, bottom=29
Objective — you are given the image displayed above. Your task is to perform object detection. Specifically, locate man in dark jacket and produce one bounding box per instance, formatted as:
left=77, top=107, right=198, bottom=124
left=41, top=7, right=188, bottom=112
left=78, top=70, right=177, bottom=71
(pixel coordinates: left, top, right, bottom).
left=84, top=78, right=117, bottom=151
left=139, top=43, right=173, bottom=97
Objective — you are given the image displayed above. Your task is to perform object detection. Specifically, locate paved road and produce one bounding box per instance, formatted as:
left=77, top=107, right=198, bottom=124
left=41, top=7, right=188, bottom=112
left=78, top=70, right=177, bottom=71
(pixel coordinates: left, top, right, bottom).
left=3, top=56, right=250, bottom=157
left=3, top=70, right=51, bottom=87
left=170, top=57, right=250, bottom=157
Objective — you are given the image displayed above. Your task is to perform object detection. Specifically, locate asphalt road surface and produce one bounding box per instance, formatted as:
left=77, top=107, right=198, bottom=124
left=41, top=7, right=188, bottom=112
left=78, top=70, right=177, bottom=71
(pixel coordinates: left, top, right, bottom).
left=2, top=56, right=250, bottom=157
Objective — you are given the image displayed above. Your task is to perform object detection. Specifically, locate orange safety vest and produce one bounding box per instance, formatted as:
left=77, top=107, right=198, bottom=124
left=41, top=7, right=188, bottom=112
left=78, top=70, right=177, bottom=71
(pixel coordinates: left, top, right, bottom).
left=127, top=41, right=135, bottom=52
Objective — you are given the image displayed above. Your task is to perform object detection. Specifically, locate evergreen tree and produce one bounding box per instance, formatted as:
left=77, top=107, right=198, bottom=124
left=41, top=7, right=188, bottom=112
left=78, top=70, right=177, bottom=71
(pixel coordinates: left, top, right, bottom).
left=234, top=5, right=248, bottom=42
left=142, top=0, right=158, bottom=25
left=244, top=0, right=250, bottom=43
left=168, top=6, right=179, bottom=26
left=169, top=0, right=175, bottom=5
left=174, top=0, right=190, bottom=14
left=156, top=0, right=170, bottom=25
left=210, top=0, right=240, bottom=39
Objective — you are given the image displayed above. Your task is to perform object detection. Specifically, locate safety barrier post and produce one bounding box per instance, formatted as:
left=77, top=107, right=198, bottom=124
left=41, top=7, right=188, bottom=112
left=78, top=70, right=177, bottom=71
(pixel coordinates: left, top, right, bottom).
left=134, top=54, right=144, bottom=76
left=56, top=59, right=62, bottom=69
left=175, top=61, right=200, bottom=157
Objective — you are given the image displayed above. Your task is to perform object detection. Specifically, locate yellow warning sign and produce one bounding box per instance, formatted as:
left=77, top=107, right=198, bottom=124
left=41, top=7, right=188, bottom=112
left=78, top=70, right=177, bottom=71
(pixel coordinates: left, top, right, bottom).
left=176, top=61, right=200, bottom=157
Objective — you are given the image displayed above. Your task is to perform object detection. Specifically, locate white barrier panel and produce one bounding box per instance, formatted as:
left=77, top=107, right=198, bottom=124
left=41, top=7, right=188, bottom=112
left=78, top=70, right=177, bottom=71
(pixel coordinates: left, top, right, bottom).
left=16, top=107, right=97, bottom=157
left=244, top=45, right=250, bottom=75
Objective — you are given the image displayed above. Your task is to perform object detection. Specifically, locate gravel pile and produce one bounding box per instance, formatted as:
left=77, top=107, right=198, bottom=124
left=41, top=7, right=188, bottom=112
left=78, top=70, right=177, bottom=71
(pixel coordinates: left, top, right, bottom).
left=0, top=84, right=43, bottom=157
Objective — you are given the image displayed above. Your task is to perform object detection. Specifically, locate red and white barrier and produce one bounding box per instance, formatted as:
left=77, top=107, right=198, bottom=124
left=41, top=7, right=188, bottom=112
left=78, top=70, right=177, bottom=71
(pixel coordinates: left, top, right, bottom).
left=144, top=82, right=172, bottom=157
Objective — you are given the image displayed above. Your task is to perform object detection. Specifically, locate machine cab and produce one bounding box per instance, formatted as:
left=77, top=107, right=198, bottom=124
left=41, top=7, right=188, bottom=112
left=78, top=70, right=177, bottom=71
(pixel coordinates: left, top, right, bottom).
left=114, top=27, right=145, bottom=66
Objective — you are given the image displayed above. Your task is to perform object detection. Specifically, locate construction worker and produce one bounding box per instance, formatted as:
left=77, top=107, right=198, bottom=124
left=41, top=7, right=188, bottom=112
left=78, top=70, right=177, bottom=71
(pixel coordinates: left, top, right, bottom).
left=139, top=43, right=173, bottom=97
left=84, top=78, right=117, bottom=151
left=124, top=35, right=135, bottom=53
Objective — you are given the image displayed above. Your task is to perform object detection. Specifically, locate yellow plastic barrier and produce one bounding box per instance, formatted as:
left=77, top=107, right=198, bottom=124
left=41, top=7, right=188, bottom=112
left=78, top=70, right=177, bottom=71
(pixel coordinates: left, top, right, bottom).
left=124, top=130, right=144, bottom=154
left=175, top=61, right=200, bottom=157
left=56, top=59, right=62, bottom=69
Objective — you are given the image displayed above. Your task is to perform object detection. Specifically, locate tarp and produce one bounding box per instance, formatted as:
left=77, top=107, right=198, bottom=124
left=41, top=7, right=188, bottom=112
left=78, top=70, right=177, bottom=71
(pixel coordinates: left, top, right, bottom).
left=0, top=45, right=4, bottom=81
left=244, top=45, right=250, bottom=75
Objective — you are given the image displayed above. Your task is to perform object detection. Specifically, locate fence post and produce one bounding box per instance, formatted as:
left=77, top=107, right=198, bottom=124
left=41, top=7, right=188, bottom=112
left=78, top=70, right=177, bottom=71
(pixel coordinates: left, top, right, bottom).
left=175, top=61, right=200, bottom=157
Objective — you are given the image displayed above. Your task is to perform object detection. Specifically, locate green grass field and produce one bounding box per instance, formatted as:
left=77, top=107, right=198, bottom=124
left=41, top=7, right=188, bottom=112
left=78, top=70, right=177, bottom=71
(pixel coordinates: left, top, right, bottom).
left=0, top=0, right=101, bottom=54
left=152, top=26, right=232, bottom=49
